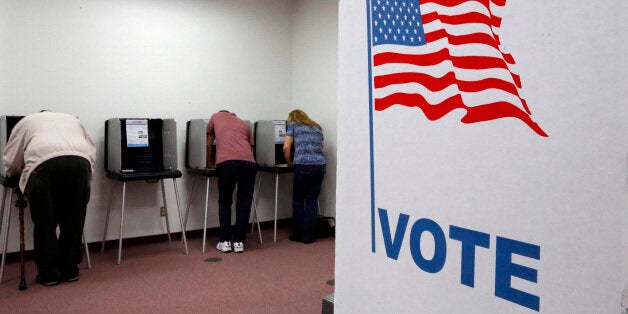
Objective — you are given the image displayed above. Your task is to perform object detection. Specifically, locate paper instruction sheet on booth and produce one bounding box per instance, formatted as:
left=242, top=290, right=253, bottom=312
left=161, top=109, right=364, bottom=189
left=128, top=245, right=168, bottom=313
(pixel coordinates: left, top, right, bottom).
left=273, top=120, right=286, bottom=144
left=126, top=119, right=149, bottom=147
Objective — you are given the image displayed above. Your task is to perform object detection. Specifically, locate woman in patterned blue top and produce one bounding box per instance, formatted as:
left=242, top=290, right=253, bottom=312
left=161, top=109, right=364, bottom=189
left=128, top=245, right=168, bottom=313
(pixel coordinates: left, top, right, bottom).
left=283, top=109, right=326, bottom=244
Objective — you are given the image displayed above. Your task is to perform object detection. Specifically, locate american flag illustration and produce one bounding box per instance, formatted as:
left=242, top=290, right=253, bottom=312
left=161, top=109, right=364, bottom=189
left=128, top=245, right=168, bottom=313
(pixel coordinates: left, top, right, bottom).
left=369, top=0, right=548, bottom=137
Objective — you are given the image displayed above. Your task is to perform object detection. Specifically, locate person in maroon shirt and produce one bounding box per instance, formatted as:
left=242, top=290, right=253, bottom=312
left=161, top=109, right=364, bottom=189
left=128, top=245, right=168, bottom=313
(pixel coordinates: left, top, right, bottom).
left=206, top=110, right=256, bottom=253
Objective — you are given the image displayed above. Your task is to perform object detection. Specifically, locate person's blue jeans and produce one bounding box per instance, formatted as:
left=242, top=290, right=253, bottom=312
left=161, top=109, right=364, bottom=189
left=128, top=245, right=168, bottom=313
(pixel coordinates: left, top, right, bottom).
left=291, top=164, right=326, bottom=243
left=216, top=160, right=256, bottom=242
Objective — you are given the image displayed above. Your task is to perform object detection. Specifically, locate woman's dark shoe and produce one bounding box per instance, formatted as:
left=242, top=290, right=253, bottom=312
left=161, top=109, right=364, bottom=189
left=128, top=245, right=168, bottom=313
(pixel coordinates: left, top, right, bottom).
left=290, top=235, right=315, bottom=244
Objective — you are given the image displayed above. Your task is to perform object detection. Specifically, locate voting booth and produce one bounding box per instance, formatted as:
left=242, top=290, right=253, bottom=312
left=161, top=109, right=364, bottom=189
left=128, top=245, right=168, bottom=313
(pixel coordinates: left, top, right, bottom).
left=253, top=120, right=293, bottom=242
left=184, top=119, right=261, bottom=251
left=105, top=118, right=179, bottom=175
left=102, top=118, right=188, bottom=264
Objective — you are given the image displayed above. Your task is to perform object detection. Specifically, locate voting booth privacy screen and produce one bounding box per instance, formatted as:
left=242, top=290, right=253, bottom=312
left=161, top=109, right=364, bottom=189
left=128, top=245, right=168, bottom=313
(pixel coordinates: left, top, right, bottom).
left=0, top=116, right=24, bottom=178
left=105, top=118, right=178, bottom=173
left=186, top=119, right=209, bottom=169
left=254, top=120, right=288, bottom=166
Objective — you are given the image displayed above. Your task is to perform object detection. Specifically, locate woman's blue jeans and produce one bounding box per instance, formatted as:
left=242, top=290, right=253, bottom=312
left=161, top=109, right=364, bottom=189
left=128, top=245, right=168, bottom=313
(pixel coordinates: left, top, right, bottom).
left=291, top=164, right=326, bottom=242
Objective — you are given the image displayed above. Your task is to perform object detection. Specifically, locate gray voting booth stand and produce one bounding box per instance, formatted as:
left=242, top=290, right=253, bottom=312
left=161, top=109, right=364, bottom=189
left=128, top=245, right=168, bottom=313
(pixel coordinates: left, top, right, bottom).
left=0, top=115, right=91, bottom=283
left=101, top=118, right=188, bottom=264
left=184, top=119, right=262, bottom=252
left=253, top=120, right=293, bottom=243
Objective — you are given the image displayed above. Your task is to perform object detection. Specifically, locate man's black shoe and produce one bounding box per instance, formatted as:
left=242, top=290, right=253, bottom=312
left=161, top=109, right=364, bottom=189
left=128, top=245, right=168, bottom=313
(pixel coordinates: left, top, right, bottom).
left=61, top=266, right=79, bottom=282
left=36, top=272, right=60, bottom=286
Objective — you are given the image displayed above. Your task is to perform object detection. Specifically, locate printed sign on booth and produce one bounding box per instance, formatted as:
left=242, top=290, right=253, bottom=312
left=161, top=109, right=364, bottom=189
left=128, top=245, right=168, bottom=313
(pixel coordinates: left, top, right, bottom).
left=367, top=0, right=545, bottom=311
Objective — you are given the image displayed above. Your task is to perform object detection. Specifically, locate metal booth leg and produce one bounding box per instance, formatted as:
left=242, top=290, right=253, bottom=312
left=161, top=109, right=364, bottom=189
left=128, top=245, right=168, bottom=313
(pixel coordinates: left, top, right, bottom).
left=172, top=178, right=188, bottom=255
left=101, top=182, right=115, bottom=252
left=183, top=175, right=198, bottom=232
left=273, top=173, right=279, bottom=243
left=251, top=173, right=260, bottom=233
left=250, top=173, right=263, bottom=244
left=160, top=179, right=172, bottom=243
left=0, top=189, right=13, bottom=283
left=117, top=182, right=127, bottom=265
left=202, top=177, right=209, bottom=253
left=83, top=234, right=91, bottom=269
left=251, top=201, right=262, bottom=245
left=0, top=187, right=7, bottom=251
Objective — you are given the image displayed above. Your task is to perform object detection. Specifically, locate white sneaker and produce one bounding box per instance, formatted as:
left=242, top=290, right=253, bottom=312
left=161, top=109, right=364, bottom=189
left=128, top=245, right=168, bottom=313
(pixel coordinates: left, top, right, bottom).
left=216, top=241, right=232, bottom=253
left=233, top=242, right=244, bottom=253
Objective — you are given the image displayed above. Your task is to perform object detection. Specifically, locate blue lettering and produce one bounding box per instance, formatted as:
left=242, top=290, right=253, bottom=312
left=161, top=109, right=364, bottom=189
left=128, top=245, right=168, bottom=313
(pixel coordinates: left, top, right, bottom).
left=409, top=218, right=446, bottom=273
left=373, top=209, right=541, bottom=311
left=377, top=208, right=409, bottom=260
left=449, top=225, right=490, bottom=287
left=495, top=236, right=541, bottom=311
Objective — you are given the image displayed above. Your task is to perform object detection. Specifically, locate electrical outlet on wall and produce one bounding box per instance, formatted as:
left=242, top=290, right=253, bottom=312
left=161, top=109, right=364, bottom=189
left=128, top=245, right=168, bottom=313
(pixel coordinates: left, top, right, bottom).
left=160, top=206, right=167, bottom=217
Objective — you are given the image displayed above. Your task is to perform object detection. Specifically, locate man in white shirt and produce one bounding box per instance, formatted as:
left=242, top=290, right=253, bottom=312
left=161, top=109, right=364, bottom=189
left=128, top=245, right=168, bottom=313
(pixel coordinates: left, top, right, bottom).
left=3, top=111, right=96, bottom=286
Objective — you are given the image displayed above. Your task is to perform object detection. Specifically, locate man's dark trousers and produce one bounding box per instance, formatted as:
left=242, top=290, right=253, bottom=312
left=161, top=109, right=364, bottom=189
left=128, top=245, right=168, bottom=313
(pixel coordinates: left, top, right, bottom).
left=216, top=160, right=256, bottom=243
left=25, top=155, right=91, bottom=277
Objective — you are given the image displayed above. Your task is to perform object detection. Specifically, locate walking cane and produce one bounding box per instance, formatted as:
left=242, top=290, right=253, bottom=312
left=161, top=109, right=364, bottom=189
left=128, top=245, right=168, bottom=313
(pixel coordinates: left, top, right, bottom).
left=14, top=188, right=27, bottom=291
